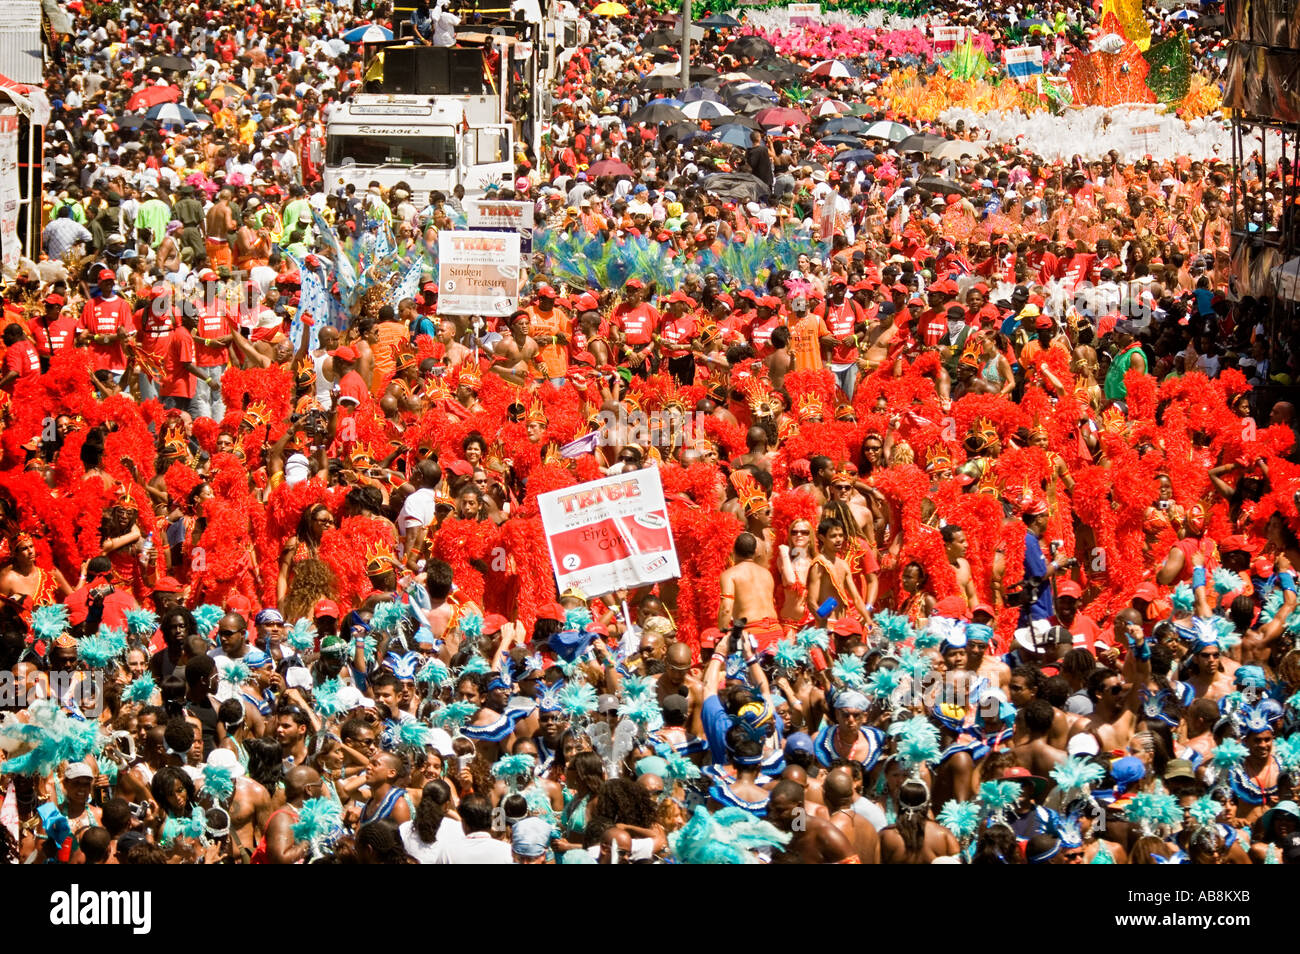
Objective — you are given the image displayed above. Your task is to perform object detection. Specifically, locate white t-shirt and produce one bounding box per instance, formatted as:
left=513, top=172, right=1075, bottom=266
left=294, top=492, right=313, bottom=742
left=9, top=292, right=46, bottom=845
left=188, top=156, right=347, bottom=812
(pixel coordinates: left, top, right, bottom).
left=399, top=816, right=465, bottom=863
left=397, top=487, right=439, bottom=534
left=429, top=830, right=513, bottom=864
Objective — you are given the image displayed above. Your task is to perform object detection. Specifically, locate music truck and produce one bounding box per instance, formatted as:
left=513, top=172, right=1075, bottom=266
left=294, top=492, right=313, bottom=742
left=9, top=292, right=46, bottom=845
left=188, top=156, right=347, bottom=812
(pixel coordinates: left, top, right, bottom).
left=324, top=92, right=514, bottom=198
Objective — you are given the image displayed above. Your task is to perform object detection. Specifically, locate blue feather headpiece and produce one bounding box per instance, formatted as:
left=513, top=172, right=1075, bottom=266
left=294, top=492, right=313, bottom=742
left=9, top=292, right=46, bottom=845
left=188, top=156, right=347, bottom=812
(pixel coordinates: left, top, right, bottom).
left=123, top=673, right=157, bottom=705
left=31, top=604, right=70, bottom=644
left=430, top=700, right=478, bottom=728
left=415, top=657, right=452, bottom=688
left=124, top=608, right=160, bottom=639
left=291, top=797, right=343, bottom=858
left=370, top=600, right=407, bottom=635
left=192, top=604, right=224, bottom=639
left=0, top=699, right=105, bottom=777
left=77, top=626, right=128, bottom=669
left=285, top=619, right=317, bottom=653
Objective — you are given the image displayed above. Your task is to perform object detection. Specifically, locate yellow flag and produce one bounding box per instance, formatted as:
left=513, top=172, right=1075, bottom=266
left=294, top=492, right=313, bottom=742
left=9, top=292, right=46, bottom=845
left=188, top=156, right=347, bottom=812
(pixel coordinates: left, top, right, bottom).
left=1102, top=0, right=1150, bottom=51
left=364, top=52, right=385, bottom=84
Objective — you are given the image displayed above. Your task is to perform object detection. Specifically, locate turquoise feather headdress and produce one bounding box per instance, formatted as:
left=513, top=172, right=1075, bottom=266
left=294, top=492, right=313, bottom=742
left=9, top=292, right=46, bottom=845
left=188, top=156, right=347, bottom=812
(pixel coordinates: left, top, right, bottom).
left=977, top=780, right=1022, bottom=825
left=312, top=677, right=347, bottom=718
left=459, top=654, right=492, bottom=678
left=78, top=626, right=128, bottom=670
left=124, top=608, right=159, bottom=639
left=492, top=753, right=536, bottom=792
left=794, top=627, right=829, bottom=652
left=201, top=762, right=237, bottom=803
left=415, top=658, right=453, bottom=688
left=831, top=653, right=866, bottom=690
left=291, top=796, right=343, bottom=858
left=1049, top=756, right=1105, bottom=796
left=430, top=700, right=477, bottom=728
left=160, top=806, right=208, bottom=846
left=192, top=604, right=224, bottom=638
left=774, top=638, right=809, bottom=670
left=0, top=699, right=106, bottom=777
left=123, top=673, right=156, bottom=705
left=1170, top=583, right=1195, bottom=615
left=558, top=682, right=598, bottom=722
left=217, top=657, right=251, bottom=691
left=565, top=605, right=593, bottom=632
left=873, top=609, right=915, bottom=645
left=369, top=601, right=407, bottom=635
left=937, top=799, right=982, bottom=842
left=285, top=619, right=317, bottom=653
left=889, top=716, right=941, bottom=775
left=31, top=604, right=70, bottom=644
left=1186, top=795, right=1221, bottom=830
left=865, top=665, right=905, bottom=703
left=1125, top=791, right=1182, bottom=837
left=669, top=806, right=790, bottom=864
left=619, top=675, right=656, bottom=701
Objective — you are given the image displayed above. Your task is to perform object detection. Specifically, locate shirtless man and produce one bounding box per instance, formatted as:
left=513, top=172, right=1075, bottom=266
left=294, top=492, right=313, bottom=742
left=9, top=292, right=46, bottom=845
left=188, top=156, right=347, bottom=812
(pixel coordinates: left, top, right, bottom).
left=1070, top=667, right=1140, bottom=754
left=805, top=518, right=870, bottom=622
left=655, top=642, right=705, bottom=740
left=765, top=325, right=794, bottom=392
left=965, top=627, right=1010, bottom=692
left=258, top=766, right=323, bottom=864
left=1008, top=667, right=1076, bottom=749
left=860, top=307, right=899, bottom=373
left=492, top=311, right=540, bottom=382
left=768, top=779, right=858, bottom=863
left=718, top=532, right=783, bottom=653
left=731, top=426, right=775, bottom=475
left=1181, top=698, right=1219, bottom=764
left=942, top=525, right=978, bottom=609
left=1182, top=637, right=1238, bottom=701
left=879, top=779, right=960, bottom=864
left=823, top=768, right=879, bottom=863
left=204, top=189, right=238, bottom=268
left=1011, top=699, right=1068, bottom=776
left=435, top=317, right=471, bottom=368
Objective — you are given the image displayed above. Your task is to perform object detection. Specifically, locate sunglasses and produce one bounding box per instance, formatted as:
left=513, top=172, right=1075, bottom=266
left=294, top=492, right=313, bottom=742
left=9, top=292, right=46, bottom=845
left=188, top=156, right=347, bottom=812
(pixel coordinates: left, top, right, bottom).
left=1063, top=850, right=1085, bottom=860
left=790, top=528, right=810, bottom=536
left=1106, top=684, right=1127, bottom=696
left=217, top=628, right=245, bottom=638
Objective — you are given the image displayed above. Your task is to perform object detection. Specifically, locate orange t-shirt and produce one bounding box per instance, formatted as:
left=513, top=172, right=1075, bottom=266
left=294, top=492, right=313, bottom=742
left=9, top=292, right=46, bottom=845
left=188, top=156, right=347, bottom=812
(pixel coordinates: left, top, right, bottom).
left=789, top=313, right=831, bottom=372
left=527, top=306, right=571, bottom=380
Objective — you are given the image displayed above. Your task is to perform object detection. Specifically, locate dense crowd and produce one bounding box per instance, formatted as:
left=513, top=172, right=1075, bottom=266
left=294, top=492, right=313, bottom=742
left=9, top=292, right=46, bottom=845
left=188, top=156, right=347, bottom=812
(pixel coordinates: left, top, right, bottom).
left=0, top=0, right=1299, bottom=864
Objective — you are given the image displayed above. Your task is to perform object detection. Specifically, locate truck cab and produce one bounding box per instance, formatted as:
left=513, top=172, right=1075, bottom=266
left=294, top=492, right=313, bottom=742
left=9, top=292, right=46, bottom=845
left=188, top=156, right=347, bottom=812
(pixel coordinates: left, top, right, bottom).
left=324, top=95, right=513, bottom=198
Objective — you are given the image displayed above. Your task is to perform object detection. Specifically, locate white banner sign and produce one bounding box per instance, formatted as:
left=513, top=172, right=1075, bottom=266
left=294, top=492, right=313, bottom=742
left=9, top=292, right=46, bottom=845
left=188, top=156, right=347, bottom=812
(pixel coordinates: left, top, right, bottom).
left=436, top=230, right=521, bottom=316
left=787, top=3, right=820, bottom=27
left=538, top=468, right=680, bottom=595
left=932, top=25, right=967, bottom=44
left=0, top=111, right=19, bottom=275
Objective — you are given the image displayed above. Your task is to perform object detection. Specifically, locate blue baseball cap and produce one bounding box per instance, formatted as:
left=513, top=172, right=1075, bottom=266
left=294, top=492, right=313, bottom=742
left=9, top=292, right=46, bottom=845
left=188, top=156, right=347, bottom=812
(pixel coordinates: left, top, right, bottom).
left=511, top=817, right=552, bottom=859
left=784, top=732, right=814, bottom=757
left=1110, top=756, right=1146, bottom=791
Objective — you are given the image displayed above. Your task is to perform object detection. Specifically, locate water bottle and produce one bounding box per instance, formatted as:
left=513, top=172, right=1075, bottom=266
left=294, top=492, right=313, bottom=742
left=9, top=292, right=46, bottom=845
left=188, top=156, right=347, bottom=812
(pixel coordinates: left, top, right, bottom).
left=139, top=532, right=153, bottom=566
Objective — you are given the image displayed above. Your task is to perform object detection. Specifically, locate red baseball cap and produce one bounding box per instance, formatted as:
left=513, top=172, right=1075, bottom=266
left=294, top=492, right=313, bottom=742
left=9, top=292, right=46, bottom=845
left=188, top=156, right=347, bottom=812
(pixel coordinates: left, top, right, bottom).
left=97, top=268, right=115, bottom=281
left=971, top=601, right=996, bottom=619
left=482, top=613, right=508, bottom=635
left=151, top=575, right=184, bottom=593
left=44, top=293, right=66, bottom=306
left=329, top=345, right=358, bottom=363
left=1132, top=582, right=1160, bottom=603
left=313, top=599, right=340, bottom=619
left=698, top=627, right=722, bottom=649
left=534, top=284, right=558, bottom=299
left=1056, top=580, right=1083, bottom=599
left=536, top=602, right=566, bottom=623
left=934, top=595, right=970, bottom=620
left=830, top=616, right=863, bottom=637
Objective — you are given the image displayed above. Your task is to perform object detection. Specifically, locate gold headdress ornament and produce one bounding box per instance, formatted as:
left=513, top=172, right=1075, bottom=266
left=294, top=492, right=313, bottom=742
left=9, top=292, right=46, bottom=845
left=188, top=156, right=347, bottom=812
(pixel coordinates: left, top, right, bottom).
left=434, top=477, right=455, bottom=508
left=777, top=417, right=800, bottom=443
left=454, top=362, right=481, bottom=390
left=622, top=395, right=643, bottom=417
left=294, top=395, right=322, bottom=417
left=959, top=337, right=983, bottom=368
left=349, top=444, right=376, bottom=470
left=743, top=380, right=782, bottom=419
left=1101, top=406, right=1128, bottom=435
left=423, top=371, right=450, bottom=402
left=12, top=531, right=35, bottom=550
left=797, top=392, right=826, bottom=423
left=1029, top=416, right=1048, bottom=440
left=526, top=398, right=549, bottom=427
left=241, top=401, right=272, bottom=431
left=968, top=417, right=999, bottom=450
left=393, top=346, right=416, bottom=372
left=698, top=320, right=720, bottom=347
left=542, top=441, right=566, bottom=467
left=926, top=444, right=954, bottom=474
left=661, top=388, right=688, bottom=416
left=834, top=403, right=856, bottom=422
left=159, top=434, right=190, bottom=462
left=365, top=541, right=397, bottom=577
left=730, top=469, right=769, bottom=516
left=294, top=358, right=316, bottom=390
left=484, top=440, right=508, bottom=475
left=645, top=445, right=664, bottom=464
left=112, top=482, right=139, bottom=512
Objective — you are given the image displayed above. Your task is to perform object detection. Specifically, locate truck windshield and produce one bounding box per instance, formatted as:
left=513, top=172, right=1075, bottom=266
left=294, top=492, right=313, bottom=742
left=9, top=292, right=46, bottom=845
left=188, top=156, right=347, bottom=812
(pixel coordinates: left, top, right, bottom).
left=327, top=133, right=457, bottom=168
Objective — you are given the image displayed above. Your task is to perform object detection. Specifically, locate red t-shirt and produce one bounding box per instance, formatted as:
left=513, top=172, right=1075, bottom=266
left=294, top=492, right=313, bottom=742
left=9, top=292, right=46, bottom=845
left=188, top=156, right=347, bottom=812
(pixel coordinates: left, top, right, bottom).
left=750, top=314, right=783, bottom=356
left=659, top=314, right=697, bottom=355
left=161, top=326, right=197, bottom=399
left=194, top=304, right=234, bottom=367
left=821, top=299, right=861, bottom=364
left=614, top=302, right=659, bottom=346
left=78, top=295, right=135, bottom=371
left=34, top=316, right=79, bottom=357
left=337, top=369, right=369, bottom=408
left=2, top=340, right=40, bottom=389
left=138, top=303, right=176, bottom=358
left=1054, top=612, right=1107, bottom=653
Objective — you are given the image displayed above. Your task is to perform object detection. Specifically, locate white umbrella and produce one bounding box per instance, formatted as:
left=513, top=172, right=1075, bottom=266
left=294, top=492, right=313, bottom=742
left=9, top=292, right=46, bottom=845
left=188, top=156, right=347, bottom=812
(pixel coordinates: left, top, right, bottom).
left=1272, top=256, right=1300, bottom=302
left=863, top=120, right=913, bottom=142
left=681, top=100, right=734, bottom=120
left=815, top=99, right=852, bottom=116
left=807, top=60, right=859, bottom=79
left=931, top=140, right=981, bottom=161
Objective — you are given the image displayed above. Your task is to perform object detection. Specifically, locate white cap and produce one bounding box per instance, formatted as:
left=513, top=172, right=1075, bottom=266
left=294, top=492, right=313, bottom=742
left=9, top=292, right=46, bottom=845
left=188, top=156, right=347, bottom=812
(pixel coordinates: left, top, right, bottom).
left=337, top=685, right=376, bottom=711
left=1067, top=733, right=1101, bottom=758
left=285, top=666, right=313, bottom=691
left=64, top=762, right=94, bottom=781
left=205, top=747, right=246, bottom=778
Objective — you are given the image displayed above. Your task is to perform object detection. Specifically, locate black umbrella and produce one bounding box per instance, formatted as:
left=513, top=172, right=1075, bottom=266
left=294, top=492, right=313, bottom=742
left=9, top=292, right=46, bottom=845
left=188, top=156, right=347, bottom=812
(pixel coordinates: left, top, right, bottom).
left=727, top=93, right=774, bottom=114
left=630, top=101, right=687, bottom=122
left=661, top=121, right=702, bottom=141
left=690, top=65, right=718, bottom=79
left=820, top=134, right=865, bottom=148
left=895, top=132, right=948, bottom=154
left=917, top=176, right=967, bottom=196
left=115, top=114, right=152, bottom=129
left=642, top=30, right=678, bottom=48
left=700, top=172, right=771, bottom=202
left=725, top=35, right=775, bottom=59
left=720, top=114, right=761, bottom=130
left=752, top=56, right=801, bottom=79
left=698, top=13, right=741, bottom=27
left=147, top=54, right=192, bottom=71
left=818, top=117, right=867, bottom=134
left=638, top=76, right=685, bottom=93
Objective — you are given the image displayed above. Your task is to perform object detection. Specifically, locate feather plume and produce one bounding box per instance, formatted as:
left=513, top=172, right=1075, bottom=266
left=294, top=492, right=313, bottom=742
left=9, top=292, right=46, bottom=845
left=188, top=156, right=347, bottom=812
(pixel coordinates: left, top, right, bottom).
left=558, top=682, right=598, bottom=721
left=0, top=699, right=106, bottom=777
left=873, top=609, right=916, bottom=645
left=291, top=796, right=343, bottom=857
left=77, top=626, right=128, bottom=669
left=794, top=627, right=829, bottom=652
left=937, top=799, right=982, bottom=841
left=1125, top=791, right=1182, bottom=836
left=312, top=677, right=347, bottom=718
left=1213, top=568, right=1244, bottom=596
left=397, top=720, right=434, bottom=750
left=1187, top=795, right=1220, bottom=829
left=31, top=604, right=70, bottom=643
left=160, top=806, right=208, bottom=846
left=565, top=605, right=593, bottom=632
left=669, top=805, right=790, bottom=864
left=1049, top=756, right=1105, bottom=794
left=201, top=763, right=236, bottom=803
left=774, top=638, right=809, bottom=670
left=831, top=654, right=867, bottom=689
left=192, top=604, right=224, bottom=638
left=1170, top=584, right=1195, bottom=615
left=618, top=694, right=664, bottom=730
left=124, top=608, right=159, bottom=639
left=285, top=619, right=317, bottom=653
left=430, top=700, right=478, bottom=728
left=865, top=666, right=905, bottom=703
left=978, top=779, right=1022, bottom=822
left=1209, top=738, right=1247, bottom=772
left=619, top=675, right=656, bottom=701
left=217, top=657, right=252, bottom=690
left=123, top=673, right=156, bottom=704
left=460, top=655, right=492, bottom=677
left=415, top=658, right=452, bottom=688
left=370, top=600, right=407, bottom=635
left=663, top=749, right=702, bottom=783
left=491, top=753, right=536, bottom=792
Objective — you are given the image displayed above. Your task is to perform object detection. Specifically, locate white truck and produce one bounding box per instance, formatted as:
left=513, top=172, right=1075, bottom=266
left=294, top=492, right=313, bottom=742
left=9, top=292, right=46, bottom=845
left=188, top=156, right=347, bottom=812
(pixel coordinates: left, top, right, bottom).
left=324, top=93, right=515, bottom=199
